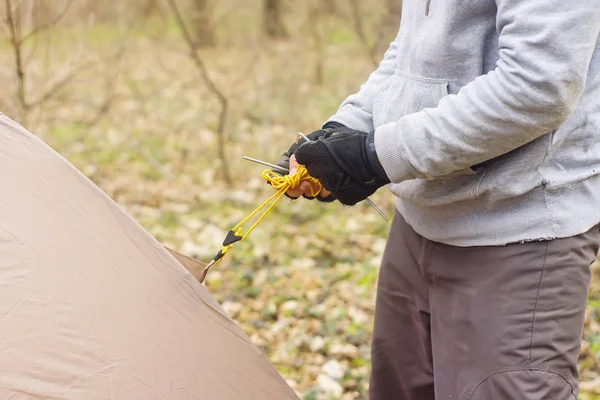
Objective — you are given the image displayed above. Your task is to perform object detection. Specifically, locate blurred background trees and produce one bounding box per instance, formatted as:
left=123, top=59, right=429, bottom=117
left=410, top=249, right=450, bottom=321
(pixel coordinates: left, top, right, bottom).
left=192, top=0, right=216, bottom=47
left=263, top=0, right=287, bottom=38
left=0, top=0, right=402, bottom=184
left=1, top=1, right=600, bottom=400
left=0, top=0, right=401, bottom=130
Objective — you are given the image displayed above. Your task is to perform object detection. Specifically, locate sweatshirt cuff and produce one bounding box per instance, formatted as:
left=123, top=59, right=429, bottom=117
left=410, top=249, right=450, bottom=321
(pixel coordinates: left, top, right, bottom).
left=374, top=122, right=417, bottom=183
left=325, top=106, right=374, bottom=133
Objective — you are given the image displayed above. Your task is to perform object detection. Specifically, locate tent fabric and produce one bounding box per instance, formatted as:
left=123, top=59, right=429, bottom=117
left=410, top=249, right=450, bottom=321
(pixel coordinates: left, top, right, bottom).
left=166, top=246, right=208, bottom=281
left=0, top=114, right=299, bottom=400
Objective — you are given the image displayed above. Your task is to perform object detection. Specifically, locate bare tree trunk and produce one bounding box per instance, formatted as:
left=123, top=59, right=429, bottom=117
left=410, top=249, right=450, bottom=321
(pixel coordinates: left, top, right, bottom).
left=141, top=0, right=161, bottom=17
left=263, top=0, right=287, bottom=39
left=32, top=0, right=54, bottom=28
left=192, top=0, right=215, bottom=47
left=166, top=0, right=232, bottom=187
left=385, top=0, right=402, bottom=33
left=376, top=0, right=402, bottom=53
left=348, top=0, right=378, bottom=67
left=308, top=4, right=324, bottom=85
left=321, top=0, right=337, bottom=15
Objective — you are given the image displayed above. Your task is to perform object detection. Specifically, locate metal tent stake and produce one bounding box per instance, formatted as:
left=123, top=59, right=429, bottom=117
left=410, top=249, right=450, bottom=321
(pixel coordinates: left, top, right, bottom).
left=296, top=132, right=389, bottom=222
left=241, top=133, right=389, bottom=222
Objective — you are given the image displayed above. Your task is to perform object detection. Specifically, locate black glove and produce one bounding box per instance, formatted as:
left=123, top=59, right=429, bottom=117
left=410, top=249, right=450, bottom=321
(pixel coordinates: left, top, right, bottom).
left=275, top=121, right=346, bottom=172
left=274, top=121, right=346, bottom=202
left=294, top=126, right=390, bottom=206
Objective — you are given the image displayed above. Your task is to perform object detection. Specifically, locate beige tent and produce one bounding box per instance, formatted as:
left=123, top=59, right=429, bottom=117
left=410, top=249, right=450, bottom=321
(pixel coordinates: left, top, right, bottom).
left=0, top=114, right=298, bottom=400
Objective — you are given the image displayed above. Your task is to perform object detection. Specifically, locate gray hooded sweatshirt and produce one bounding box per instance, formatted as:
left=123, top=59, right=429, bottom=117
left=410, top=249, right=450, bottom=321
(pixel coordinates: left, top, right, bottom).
left=328, top=0, right=600, bottom=246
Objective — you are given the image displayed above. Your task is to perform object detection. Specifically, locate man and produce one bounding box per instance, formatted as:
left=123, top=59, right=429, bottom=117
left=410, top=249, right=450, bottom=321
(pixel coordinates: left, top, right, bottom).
left=276, top=1, right=600, bottom=399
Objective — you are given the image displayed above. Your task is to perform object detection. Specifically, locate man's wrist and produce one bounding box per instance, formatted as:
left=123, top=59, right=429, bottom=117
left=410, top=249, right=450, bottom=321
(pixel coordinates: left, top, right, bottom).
left=322, top=121, right=347, bottom=130
left=322, top=121, right=389, bottom=184
left=366, top=131, right=390, bottom=185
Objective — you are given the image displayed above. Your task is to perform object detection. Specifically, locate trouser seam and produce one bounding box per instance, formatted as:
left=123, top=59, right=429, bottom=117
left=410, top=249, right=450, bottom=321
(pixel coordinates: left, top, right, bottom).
left=529, top=241, right=550, bottom=368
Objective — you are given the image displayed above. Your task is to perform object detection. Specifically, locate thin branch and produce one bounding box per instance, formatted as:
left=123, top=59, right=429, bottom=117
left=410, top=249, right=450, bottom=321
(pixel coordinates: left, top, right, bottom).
left=24, top=0, right=44, bottom=63
left=166, top=0, right=225, bottom=107
left=166, top=0, right=232, bottom=187
left=20, top=0, right=73, bottom=44
left=27, top=59, right=93, bottom=109
left=308, top=3, right=324, bottom=86
left=82, top=45, right=128, bottom=128
left=0, top=17, right=10, bottom=38
left=149, top=30, right=259, bottom=93
left=5, top=0, right=27, bottom=116
left=349, top=0, right=378, bottom=67
left=23, top=22, right=41, bottom=64
left=13, top=0, right=21, bottom=42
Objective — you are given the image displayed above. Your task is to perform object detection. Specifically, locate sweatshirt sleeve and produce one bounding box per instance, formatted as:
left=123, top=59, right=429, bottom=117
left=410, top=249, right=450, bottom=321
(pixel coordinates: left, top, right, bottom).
left=374, top=0, right=600, bottom=183
left=326, top=36, right=399, bottom=133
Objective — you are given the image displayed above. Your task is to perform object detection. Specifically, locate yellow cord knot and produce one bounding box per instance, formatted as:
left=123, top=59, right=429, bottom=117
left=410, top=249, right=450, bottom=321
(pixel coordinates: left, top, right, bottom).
left=262, top=166, right=322, bottom=197
left=203, top=165, right=322, bottom=278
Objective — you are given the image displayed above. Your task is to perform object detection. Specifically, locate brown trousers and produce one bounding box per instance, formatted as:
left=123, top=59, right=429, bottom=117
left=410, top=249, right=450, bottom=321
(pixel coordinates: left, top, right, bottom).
left=370, top=212, right=600, bottom=400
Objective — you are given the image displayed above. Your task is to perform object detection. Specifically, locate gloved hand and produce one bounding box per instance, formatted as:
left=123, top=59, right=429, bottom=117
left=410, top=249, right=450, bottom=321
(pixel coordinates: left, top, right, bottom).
left=294, top=126, right=390, bottom=206
left=275, top=121, right=346, bottom=172
left=274, top=122, right=346, bottom=201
